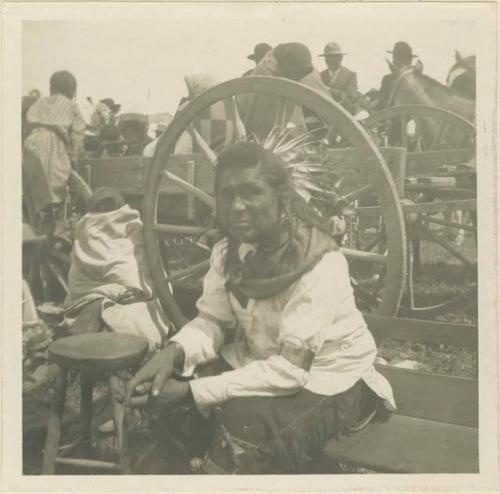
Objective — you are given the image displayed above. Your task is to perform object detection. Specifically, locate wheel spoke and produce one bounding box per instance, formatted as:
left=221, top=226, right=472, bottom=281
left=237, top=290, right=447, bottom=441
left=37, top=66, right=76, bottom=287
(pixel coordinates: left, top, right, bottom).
left=405, top=238, right=416, bottom=309
left=186, top=124, right=218, bottom=165
left=341, top=184, right=375, bottom=202
left=164, top=259, right=210, bottom=284
left=154, top=224, right=217, bottom=236
left=162, top=170, right=216, bottom=209
left=273, top=97, right=296, bottom=129
left=416, top=223, right=474, bottom=267
left=421, top=215, right=476, bottom=232
left=429, top=121, right=447, bottom=150
left=226, top=96, right=247, bottom=142
left=400, top=115, right=408, bottom=148
left=341, top=247, right=386, bottom=263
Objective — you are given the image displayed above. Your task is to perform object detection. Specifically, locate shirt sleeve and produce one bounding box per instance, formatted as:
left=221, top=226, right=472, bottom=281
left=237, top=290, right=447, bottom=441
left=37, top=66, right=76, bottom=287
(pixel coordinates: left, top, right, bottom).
left=169, top=240, right=236, bottom=376
left=190, top=355, right=308, bottom=413
left=189, top=251, right=349, bottom=411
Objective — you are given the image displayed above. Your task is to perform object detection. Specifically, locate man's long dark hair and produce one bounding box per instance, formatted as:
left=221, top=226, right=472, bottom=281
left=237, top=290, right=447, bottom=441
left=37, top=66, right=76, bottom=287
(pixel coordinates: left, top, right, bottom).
left=214, top=142, right=335, bottom=273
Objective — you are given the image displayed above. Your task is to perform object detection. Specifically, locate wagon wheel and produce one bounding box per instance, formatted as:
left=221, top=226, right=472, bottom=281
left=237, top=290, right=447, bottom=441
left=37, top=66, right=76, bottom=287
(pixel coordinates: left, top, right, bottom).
left=23, top=169, right=92, bottom=304
left=143, top=77, right=406, bottom=329
left=364, top=105, right=477, bottom=318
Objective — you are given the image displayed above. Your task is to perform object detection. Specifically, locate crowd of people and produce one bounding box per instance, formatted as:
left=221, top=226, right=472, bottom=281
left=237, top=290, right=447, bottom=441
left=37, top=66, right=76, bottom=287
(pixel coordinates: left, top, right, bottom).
left=23, top=39, right=428, bottom=475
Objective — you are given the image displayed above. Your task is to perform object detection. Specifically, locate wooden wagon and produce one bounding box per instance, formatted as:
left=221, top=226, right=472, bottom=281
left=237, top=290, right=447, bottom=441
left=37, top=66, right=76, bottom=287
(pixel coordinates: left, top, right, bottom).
left=28, top=76, right=477, bottom=474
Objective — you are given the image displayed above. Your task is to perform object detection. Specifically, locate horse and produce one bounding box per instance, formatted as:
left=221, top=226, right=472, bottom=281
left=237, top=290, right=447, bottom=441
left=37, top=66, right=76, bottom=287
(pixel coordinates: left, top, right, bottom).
left=447, top=51, right=476, bottom=101
left=383, top=60, right=475, bottom=150
left=375, top=57, right=476, bottom=275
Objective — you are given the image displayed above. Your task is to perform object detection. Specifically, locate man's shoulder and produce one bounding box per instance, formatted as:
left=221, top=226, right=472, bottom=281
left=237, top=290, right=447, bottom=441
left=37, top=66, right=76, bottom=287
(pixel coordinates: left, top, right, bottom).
left=341, top=65, right=356, bottom=76
left=340, top=66, right=357, bottom=80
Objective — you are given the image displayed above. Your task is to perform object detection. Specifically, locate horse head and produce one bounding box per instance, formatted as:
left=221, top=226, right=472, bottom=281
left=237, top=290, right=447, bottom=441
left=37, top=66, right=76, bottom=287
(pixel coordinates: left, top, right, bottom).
left=447, top=51, right=476, bottom=100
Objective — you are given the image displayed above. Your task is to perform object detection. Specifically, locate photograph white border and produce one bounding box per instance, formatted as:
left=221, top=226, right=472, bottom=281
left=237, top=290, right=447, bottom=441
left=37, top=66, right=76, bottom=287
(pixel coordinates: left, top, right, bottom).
left=1, top=2, right=498, bottom=492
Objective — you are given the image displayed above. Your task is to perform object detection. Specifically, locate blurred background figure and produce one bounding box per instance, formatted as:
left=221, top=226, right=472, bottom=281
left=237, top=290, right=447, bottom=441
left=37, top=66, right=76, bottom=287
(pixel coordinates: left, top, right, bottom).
left=243, top=42, right=272, bottom=76
left=370, top=41, right=419, bottom=110
left=238, top=42, right=333, bottom=138
left=85, top=97, right=123, bottom=157
left=23, top=71, right=86, bottom=230
left=118, top=113, right=152, bottom=156
left=319, top=42, right=365, bottom=114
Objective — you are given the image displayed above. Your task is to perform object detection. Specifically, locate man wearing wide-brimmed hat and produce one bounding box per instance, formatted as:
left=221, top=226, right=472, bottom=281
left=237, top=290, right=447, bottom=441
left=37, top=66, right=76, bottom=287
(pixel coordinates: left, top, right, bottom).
left=370, top=41, right=419, bottom=110
left=243, top=42, right=272, bottom=76
left=318, top=42, right=360, bottom=113
left=387, top=40, right=417, bottom=69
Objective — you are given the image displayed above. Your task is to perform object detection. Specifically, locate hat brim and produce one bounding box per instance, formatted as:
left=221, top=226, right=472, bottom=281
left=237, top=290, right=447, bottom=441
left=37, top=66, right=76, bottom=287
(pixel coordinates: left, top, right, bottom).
left=319, top=52, right=347, bottom=57
left=386, top=50, right=418, bottom=57
left=247, top=54, right=258, bottom=61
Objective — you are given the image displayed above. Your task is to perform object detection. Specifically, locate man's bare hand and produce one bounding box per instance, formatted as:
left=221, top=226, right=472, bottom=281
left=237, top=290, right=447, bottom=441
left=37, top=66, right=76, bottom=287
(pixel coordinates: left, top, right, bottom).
left=125, top=343, right=184, bottom=404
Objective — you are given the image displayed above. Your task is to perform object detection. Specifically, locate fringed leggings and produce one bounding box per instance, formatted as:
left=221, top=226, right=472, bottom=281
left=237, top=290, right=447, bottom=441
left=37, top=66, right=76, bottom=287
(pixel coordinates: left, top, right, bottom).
left=202, top=379, right=376, bottom=474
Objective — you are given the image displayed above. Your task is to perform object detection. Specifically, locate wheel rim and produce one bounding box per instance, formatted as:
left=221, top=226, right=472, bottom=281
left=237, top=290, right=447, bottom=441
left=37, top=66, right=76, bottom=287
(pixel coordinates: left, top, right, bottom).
left=364, top=104, right=476, bottom=318
left=143, top=76, right=407, bottom=329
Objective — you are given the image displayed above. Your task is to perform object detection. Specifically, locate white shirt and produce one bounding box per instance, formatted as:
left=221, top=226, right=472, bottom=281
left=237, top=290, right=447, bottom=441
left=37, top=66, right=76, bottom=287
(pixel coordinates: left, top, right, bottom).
left=171, top=240, right=396, bottom=413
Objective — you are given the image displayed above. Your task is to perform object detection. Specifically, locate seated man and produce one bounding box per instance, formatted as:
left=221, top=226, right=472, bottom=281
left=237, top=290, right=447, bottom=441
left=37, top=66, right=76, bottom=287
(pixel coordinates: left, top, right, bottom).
left=371, top=41, right=419, bottom=110
left=319, top=42, right=364, bottom=114
left=119, top=142, right=395, bottom=474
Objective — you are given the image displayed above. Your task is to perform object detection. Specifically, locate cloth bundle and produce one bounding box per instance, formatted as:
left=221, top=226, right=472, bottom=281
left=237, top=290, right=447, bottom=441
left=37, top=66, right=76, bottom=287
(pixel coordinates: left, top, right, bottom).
left=65, top=204, right=171, bottom=348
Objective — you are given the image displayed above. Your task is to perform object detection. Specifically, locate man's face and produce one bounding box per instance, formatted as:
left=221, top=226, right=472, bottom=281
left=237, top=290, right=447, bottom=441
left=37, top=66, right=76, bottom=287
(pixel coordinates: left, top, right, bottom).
left=217, top=166, right=280, bottom=242
left=325, top=54, right=343, bottom=70
left=393, top=56, right=411, bottom=70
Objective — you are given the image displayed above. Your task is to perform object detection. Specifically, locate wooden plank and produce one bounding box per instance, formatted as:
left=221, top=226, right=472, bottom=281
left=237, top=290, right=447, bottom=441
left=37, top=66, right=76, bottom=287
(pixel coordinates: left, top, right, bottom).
left=323, top=415, right=478, bottom=473
left=78, top=154, right=215, bottom=196
left=375, top=365, right=478, bottom=427
left=406, top=149, right=474, bottom=177
left=356, top=199, right=476, bottom=217
left=364, top=313, right=478, bottom=348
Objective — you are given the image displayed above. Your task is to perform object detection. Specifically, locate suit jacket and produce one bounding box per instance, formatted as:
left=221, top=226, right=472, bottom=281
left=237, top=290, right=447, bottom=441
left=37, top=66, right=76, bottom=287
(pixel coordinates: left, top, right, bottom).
left=320, top=66, right=358, bottom=94
left=320, top=66, right=362, bottom=113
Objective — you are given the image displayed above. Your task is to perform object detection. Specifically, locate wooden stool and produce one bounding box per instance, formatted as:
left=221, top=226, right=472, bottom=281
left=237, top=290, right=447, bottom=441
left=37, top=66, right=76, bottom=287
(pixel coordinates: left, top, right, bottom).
left=42, top=332, right=149, bottom=474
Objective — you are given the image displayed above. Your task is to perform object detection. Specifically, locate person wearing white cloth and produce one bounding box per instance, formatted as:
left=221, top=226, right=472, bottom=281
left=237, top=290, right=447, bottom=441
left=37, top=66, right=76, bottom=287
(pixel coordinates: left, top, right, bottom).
left=122, top=142, right=395, bottom=474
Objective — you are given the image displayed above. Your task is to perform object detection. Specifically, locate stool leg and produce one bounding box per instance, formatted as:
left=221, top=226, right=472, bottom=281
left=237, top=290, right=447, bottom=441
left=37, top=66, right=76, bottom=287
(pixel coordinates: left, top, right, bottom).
left=42, top=364, right=67, bottom=474
left=108, top=375, right=130, bottom=473
left=80, top=374, right=93, bottom=456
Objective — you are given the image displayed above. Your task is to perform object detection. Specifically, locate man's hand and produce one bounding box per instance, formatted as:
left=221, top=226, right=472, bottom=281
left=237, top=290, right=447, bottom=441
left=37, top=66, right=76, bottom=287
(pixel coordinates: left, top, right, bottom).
left=125, top=343, right=184, bottom=404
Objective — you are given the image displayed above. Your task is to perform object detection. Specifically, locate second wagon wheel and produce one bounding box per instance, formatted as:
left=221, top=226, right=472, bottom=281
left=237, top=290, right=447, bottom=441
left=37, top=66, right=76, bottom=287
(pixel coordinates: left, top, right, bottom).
left=143, top=77, right=406, bottom=330
left=363, top=104, right=477, bottom=317
left=23, top=169, right=92, bottom=303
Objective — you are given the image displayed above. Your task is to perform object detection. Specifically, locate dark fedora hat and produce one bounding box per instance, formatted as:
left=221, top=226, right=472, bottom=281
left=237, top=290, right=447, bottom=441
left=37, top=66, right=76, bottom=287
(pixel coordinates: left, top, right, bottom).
left=100, top=98, right=121, bottom=114
left=247, top=43, right=272, bottom=61
left=387, top=41, right=417, bottom=59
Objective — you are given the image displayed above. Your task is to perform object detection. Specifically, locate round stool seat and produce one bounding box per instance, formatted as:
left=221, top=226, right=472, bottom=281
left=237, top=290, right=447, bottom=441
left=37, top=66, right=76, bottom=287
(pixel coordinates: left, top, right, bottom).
left=49, top=332, right=149, bottom=373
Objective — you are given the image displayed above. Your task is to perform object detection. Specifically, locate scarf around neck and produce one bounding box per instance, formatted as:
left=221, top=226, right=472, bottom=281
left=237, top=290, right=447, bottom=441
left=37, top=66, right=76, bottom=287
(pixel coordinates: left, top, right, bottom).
left=225, top=223, right=337, bottom=307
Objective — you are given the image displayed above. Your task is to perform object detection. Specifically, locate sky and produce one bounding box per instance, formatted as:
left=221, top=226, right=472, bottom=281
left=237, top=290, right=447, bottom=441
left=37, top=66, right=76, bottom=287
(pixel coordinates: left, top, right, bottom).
left=22, top=4, right=476, bottom=121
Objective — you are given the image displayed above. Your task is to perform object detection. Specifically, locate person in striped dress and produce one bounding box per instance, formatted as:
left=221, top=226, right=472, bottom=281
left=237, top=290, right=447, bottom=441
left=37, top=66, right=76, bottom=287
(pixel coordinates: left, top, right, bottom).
left=23, top=71, right=86, bottom=225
